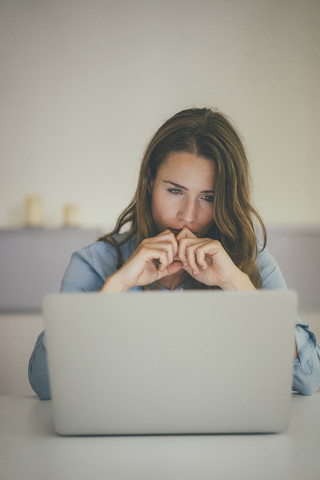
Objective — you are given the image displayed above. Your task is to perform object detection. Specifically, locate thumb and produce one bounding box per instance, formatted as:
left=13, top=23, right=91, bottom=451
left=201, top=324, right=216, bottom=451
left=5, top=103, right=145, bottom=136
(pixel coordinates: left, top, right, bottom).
left=161, top=261, right=183, bottom=278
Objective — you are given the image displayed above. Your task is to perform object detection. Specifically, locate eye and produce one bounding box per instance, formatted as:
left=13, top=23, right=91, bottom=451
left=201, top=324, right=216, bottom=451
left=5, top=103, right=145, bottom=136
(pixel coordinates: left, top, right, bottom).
left=201, top=194, right=214, bottom=203
left=168, top=188, right=183, bottom=195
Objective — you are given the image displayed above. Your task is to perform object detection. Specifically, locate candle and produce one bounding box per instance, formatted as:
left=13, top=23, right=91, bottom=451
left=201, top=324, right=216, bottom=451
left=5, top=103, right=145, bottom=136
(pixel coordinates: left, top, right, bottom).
left=25, top=196, right=43, bottom=227
left=63, top=204, right=80, bottom=227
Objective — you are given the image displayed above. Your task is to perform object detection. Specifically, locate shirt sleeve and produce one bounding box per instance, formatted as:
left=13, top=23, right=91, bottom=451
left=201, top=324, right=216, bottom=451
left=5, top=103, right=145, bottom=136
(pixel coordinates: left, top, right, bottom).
left=28, top=330, right=51, bottom=400
left=293, top=323, right=320, bottom=395
left=257, top=245, right=320, bottom=395
left=28, top=241, right=117, bottom=399
left=60, top=245, right=109, bottom=292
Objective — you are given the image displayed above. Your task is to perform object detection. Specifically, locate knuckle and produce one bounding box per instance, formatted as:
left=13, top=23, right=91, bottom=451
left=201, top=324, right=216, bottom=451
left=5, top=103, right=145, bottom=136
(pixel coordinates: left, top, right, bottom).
left=179, top=237, right=188, bottom=246
left=159, top=249, right=167, bottom=260
left=185, top=242, right=195, bottom=252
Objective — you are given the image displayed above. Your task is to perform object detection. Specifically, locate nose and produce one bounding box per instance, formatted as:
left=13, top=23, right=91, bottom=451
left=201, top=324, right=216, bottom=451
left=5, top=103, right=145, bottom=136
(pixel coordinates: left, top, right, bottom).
left=178, top=198, right=198, bottom=224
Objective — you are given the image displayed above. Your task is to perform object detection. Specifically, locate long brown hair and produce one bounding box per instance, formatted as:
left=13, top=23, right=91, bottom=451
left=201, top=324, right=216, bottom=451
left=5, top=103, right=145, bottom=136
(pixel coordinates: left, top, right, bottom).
left=99, top=107, right=266, bottom=288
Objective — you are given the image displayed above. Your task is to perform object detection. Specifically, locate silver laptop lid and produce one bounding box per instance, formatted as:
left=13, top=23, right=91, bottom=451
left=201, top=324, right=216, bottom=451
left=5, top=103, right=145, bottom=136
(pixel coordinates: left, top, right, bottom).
left=43, top=290, right=297, bottom=435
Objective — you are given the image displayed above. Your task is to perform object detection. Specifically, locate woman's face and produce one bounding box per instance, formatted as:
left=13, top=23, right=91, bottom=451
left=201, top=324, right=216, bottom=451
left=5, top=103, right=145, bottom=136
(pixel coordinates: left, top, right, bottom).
left=150, top=151, right=216, bottom=236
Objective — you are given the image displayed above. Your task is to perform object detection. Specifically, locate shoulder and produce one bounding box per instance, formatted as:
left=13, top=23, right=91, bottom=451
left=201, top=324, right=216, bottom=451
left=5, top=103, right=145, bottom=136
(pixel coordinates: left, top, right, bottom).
left=83, top=232, right=138, bottom=268
left=78, top=232, right=137, bottom=265
left=61, top=232, right=138, bottom=292
left=256, top=240, right=287, bottom=289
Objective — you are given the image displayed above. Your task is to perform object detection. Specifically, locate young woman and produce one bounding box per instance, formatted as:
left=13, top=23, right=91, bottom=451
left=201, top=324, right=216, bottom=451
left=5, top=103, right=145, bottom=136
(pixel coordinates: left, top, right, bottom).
left=29, top=107, right=320, bottom=399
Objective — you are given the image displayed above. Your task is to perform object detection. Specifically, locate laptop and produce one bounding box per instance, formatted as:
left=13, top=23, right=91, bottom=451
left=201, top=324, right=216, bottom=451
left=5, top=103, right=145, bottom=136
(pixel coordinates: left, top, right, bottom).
left=43, top=289, right=297, bottom=435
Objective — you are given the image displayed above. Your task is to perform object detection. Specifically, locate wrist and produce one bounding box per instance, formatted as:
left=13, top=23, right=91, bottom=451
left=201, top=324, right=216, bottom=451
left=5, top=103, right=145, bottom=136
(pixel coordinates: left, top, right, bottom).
left=220, top=271, right=256, bottom=291
left=100, top=271, right=130, bottom=293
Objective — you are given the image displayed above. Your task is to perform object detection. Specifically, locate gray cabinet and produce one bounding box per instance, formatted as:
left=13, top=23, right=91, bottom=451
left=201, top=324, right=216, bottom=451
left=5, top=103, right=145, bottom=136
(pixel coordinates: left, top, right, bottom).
left=0, top=228, right=102, bottom=312
left=266, top=226, right=320, bottom=313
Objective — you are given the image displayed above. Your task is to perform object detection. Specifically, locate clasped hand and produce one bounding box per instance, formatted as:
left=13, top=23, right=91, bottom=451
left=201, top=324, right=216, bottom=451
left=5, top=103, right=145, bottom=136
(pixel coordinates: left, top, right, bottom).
left=103, top=228, right=252, bottom=292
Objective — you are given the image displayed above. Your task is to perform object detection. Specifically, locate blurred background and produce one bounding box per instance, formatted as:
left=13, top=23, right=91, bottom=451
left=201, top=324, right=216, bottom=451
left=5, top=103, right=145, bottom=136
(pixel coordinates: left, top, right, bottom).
left=1, top=0, right=319, bottom=230
left=0, top=0, right=319, bottom=395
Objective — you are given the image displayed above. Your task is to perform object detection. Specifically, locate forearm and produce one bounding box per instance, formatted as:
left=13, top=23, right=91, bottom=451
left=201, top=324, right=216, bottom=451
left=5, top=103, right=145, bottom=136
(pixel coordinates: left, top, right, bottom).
left=99, top=270, right=131, bottom=293
left=220, top=271, right=256, bottom=291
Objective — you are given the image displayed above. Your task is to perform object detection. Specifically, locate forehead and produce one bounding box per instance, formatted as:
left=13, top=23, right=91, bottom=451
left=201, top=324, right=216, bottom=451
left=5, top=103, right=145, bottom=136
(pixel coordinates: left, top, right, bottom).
left=156, top=151, right=216, bottom=187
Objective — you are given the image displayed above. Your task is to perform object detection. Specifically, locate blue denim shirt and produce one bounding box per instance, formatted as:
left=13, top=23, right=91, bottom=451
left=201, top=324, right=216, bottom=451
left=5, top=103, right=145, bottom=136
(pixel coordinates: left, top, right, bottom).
left=28, top=234, right=320, bottom=399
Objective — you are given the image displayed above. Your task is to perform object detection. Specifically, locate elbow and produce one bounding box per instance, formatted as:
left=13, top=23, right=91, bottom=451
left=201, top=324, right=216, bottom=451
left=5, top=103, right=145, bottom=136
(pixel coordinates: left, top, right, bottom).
left=292, top=357, right=320, bottom=396
left=293, top=382, right=319, bottom=396
left=31, top=386, right=51, bottom=401
left=28, top=358, right=52, bottom=400
left=28, top=336, right=52, bottom=400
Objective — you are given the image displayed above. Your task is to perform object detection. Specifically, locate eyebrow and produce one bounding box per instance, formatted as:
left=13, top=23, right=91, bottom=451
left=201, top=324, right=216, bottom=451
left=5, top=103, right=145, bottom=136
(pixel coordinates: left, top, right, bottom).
left=163, top=180, right=215, bottom=194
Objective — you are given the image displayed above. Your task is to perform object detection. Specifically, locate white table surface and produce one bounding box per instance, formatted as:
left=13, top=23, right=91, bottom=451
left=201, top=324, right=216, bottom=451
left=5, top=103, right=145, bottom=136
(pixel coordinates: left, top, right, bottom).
left=0, top=394, right=319, bottom=480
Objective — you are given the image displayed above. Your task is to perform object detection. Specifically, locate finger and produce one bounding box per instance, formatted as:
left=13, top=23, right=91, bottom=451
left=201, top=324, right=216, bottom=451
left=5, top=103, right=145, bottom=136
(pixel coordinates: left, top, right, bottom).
left=154, top=231, right=178, bottom=259
left=184, top=238, right=212, bottom=274
left=165, top=261, right=183, bottom=277
left=193, top=240, right=213, bottom=270
left=185, top=243, right=200, bottom=276
left=156, top=249, right=173, bottom=273
left=177, top=236, right=199, bottom=267
left=194, top=247, right=208, bottom=270
left=157, top=228, right=173, bottom=238
left=176, top=236, right=190, bottom=267
left=140, top=245, right=170, bottom=273
left=157, top=241, right=174, bottom=268
left=176, top=227, right=197, bottom=241
left=142, top=235, right=178, bottom=267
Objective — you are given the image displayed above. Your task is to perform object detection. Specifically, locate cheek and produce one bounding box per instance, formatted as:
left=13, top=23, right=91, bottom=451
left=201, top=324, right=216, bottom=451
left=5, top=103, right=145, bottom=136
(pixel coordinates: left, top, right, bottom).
left=154, top=200, right=173, bottom=219
left=151, top=192, right=177, bottom=224
left=200, top=206, right=215, bottom=226
left=151, top=192, right=165, bottom=220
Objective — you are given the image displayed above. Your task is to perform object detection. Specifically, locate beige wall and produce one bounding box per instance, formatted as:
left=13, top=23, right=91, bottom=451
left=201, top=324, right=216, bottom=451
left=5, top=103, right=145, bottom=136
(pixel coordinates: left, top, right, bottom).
left=1, top=0, right=319, bottom=230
